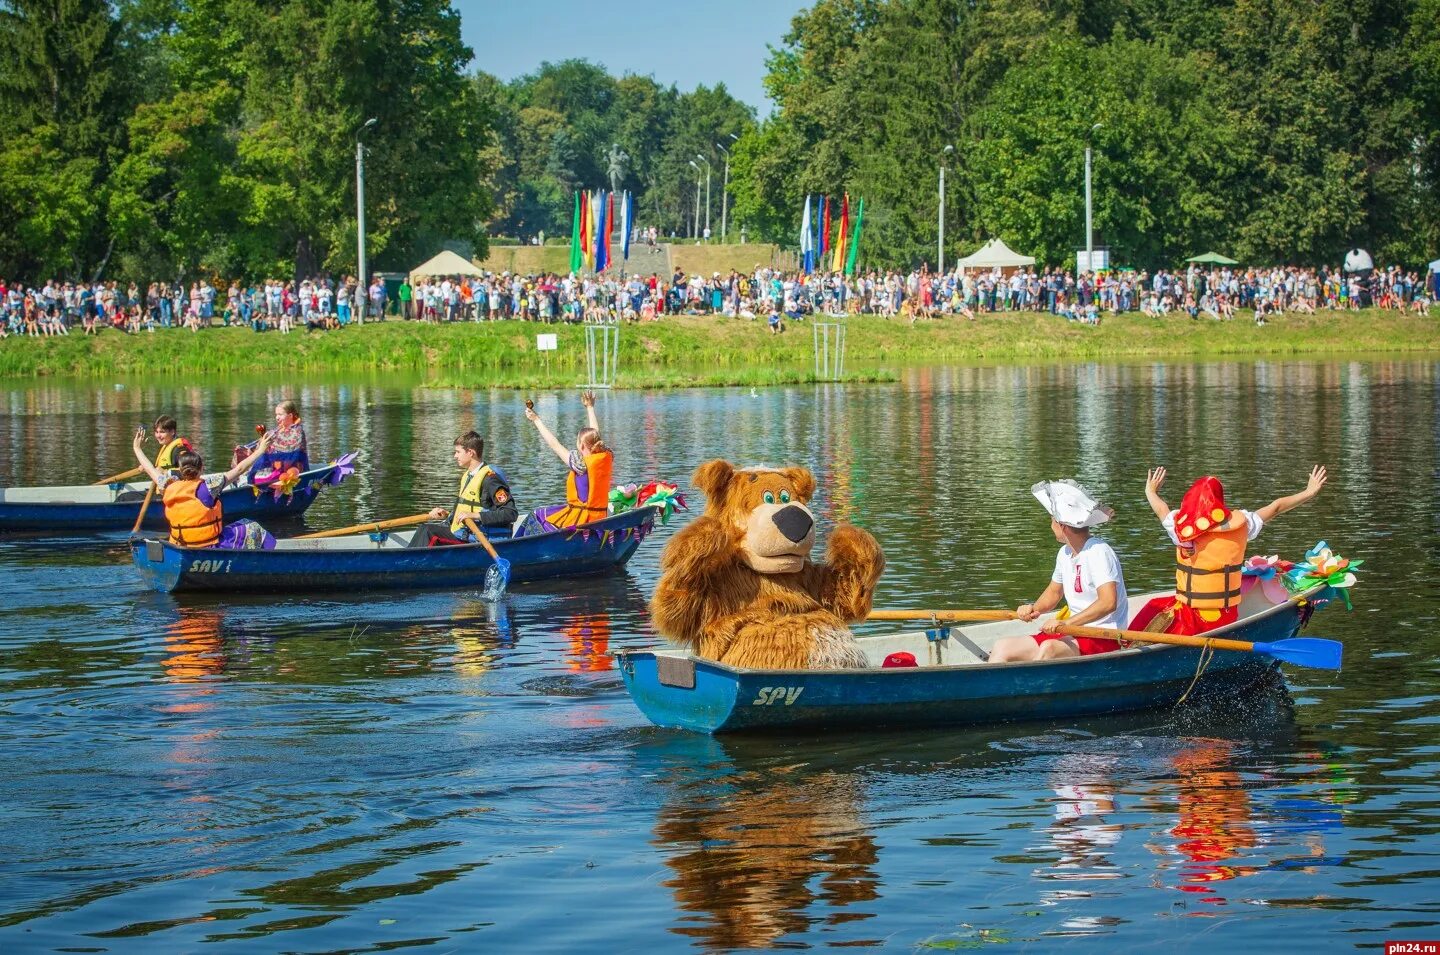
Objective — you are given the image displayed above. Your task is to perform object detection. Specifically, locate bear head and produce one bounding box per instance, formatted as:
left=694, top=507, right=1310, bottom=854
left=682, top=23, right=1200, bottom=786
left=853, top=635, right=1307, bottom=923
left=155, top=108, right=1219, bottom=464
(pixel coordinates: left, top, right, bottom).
left=692, top=459, right=818, bottom=575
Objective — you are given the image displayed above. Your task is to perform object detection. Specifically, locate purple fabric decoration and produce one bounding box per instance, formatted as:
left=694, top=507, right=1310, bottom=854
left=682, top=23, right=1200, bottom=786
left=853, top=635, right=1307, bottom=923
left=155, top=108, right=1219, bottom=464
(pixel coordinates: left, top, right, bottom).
left=327, top=450, right=360, bottom=486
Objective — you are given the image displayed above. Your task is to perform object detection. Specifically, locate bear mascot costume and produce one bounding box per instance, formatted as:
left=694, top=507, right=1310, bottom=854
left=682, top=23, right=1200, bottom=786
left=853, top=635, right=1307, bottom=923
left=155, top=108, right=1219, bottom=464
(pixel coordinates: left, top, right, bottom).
left=649, top=459, right=885, bottom=669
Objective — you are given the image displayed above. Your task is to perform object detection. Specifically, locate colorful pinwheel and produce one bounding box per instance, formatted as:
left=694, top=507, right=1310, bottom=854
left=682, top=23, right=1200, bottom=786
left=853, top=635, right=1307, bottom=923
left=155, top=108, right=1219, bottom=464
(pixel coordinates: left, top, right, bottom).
left=326, top=450, right=359, bottom=487
left=1242, top=554, right=1294, bottom=604
left=1285, top=541, right=1361, bottom=609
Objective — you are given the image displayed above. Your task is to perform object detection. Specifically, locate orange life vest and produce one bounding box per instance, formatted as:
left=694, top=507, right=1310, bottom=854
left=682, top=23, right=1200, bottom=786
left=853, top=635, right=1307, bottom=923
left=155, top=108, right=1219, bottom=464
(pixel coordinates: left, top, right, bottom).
left=552, top=449, right=614, bottom=528
left=1174, top=516, right=1246, bottom=611
left=163, top=479, right=223, bottom=548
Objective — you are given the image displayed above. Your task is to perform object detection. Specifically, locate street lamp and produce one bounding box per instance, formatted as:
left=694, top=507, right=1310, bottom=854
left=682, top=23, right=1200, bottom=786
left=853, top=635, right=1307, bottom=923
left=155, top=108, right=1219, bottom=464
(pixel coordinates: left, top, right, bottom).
left=355, top=116, right=378, bottom=324
left=695, top=153, right=712, bottom=241
left=1085, top=123, right=1102, bottom=274
left=717, top=133, right=738, bottom=243
left=687, top=160, right=702, bottom=239
left=939, top=144, right=954, bottom=275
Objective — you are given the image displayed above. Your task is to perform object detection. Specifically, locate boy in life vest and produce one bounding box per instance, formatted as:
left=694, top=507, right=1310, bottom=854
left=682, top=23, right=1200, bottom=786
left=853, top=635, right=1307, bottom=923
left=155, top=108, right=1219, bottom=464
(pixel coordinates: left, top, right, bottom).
left=522, top=391, right=614, bottom=531
left=1130, top=465, right=1328, bottom=635
left=132, top=427, right=275, bottom=549
left=151, top=415, right=195, bottom=474
left=990, top=480, right=1130, bottom=662
left=426, top=430, right=518, bottom=543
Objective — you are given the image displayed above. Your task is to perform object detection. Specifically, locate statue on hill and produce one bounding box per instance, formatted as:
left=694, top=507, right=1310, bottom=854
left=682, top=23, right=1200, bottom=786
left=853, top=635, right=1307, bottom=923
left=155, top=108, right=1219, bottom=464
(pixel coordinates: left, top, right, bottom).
left=606, top=143, right=629, bottom=196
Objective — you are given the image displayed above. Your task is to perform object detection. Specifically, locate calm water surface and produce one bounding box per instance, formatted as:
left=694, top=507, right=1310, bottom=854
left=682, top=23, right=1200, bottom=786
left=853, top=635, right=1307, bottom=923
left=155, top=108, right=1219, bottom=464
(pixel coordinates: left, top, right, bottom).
left=1, top=360, right=1438, bottom=951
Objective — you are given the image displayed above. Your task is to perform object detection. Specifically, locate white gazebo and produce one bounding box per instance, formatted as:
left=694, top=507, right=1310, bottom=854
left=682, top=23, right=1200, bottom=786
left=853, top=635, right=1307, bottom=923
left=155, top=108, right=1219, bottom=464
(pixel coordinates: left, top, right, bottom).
left=409, top=249, right=485, bottom=283
left=955, top=238, right=1036, bottom=271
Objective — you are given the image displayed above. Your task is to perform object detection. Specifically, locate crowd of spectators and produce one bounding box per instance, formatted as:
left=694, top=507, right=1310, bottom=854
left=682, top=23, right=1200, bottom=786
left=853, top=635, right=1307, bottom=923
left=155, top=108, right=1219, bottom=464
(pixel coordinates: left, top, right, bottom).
left=3, top=262, right=1434, bottom=340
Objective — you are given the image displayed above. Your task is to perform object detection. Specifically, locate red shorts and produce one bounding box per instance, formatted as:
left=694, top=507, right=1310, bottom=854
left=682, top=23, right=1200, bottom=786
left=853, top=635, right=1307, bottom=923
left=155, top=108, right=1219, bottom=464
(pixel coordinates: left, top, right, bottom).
left=1031, top=631, right=1121, bottom=656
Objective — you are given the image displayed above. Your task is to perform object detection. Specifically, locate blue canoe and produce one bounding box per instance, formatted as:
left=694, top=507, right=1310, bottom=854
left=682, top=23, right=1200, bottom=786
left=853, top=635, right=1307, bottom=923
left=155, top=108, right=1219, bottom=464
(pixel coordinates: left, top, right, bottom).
left=130, top=505, right=660, bottom=593
left=0, top=461, right=345, bottom=533
left=616, top=585, right=1332, bottom=733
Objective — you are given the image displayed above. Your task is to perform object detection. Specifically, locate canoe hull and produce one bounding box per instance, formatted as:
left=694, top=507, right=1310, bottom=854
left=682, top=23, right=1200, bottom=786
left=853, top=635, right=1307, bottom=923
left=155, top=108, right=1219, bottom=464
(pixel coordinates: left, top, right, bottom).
left=0, top=464, right=339, bottom=532
left=617, top=590, right=1323, bottom=733
left=130, top=507, right=658, bottom=593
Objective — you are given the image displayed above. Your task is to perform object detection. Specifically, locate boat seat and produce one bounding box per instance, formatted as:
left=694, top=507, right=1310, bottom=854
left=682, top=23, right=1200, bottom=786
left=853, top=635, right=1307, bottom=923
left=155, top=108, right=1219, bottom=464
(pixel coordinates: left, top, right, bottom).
left=115, top=489, right=149, bottom=503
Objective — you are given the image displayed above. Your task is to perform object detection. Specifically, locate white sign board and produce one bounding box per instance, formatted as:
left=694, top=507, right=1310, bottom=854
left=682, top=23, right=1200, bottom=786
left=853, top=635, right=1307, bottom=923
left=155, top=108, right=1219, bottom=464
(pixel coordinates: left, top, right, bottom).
left=535, top=333, right=558, bottom=352
left=1076, top=249, right=1109, bottom=273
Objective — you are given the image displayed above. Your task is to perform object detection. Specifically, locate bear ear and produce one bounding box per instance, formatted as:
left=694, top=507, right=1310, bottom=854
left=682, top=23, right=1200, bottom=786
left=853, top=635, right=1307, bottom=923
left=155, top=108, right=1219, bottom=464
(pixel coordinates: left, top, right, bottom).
left=692, top=459, right=736, bottom=508
left=780, top=466, right=816, bottom=502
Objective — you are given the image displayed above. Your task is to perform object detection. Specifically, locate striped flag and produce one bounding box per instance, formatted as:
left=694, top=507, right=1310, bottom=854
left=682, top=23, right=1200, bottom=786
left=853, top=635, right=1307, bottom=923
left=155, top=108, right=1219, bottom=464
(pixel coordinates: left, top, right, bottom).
left=819, top=196, right=830, bottom=259
left=595, top=190, right=609, bottom=273
left=845, top=197, right=865, bottom=276
left=800, top=195, right=814, bottom=274
left=620, top=191, right=633, bottom=263
left=832, top=194, right=849, bottom=272
left=570, top=191, right=582, bottom=273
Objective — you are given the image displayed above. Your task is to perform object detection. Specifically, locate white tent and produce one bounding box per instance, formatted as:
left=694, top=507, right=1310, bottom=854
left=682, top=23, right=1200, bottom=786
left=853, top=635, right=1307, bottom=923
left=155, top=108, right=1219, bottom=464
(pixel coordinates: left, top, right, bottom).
left=409, top=249, right=484, bottom=283
left=1427, top=258, right=1440, bottom=273
left=955, top=238, right=1036, bottom=270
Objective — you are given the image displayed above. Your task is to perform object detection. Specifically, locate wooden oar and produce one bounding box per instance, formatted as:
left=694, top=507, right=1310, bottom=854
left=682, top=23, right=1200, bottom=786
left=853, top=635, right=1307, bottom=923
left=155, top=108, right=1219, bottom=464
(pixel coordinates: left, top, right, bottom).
left=296, top=513, right=433, bottom=540
left=462, top=517, right=511, bottom=600
left=869, top=609, right=1019, bottom=622
left=869, top=608, right=1344, bottom=670
left=131, top=483, right=157, bottom=535
left=1055, top=622, right=1343, bottom=671
left=96, top=465, right=144, bottom=486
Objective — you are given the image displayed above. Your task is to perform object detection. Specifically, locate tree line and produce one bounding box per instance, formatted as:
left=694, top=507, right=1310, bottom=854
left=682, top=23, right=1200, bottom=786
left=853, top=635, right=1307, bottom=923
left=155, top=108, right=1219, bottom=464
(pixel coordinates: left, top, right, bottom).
left=3, top=0, right=1437, bottom=282
left=729, top=0, right=1440, bottom=270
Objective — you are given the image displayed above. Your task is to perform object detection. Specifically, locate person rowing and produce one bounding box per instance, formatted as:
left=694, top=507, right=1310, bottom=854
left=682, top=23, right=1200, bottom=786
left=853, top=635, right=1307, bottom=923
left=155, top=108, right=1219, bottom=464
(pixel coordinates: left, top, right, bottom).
left=1130, top=466, right=1328, bottom=636
left=423, top=430, right=519, bottom=544
left=150, top=415, right=195, bottom=475
left=132, top=427, right=275, bottom=549
left=989, top=480, right=1130, bottom=663
left=521, top=391, right=614, bottom=532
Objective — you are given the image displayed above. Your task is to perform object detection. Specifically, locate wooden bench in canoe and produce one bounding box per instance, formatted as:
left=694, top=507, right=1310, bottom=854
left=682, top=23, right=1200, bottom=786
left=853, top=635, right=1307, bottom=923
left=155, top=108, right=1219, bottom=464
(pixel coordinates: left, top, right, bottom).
left=0, top=461, right=348, bottom=533
left=129, top=505, right=660, bottom=593
left=616, top=584, right=1333, bottom=734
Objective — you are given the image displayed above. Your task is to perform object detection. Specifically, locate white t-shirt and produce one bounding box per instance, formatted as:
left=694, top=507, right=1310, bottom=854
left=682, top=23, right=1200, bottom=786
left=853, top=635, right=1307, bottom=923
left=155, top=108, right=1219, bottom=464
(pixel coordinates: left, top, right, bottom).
left=1050, top=537, right=1128, bottom=631
left=1161, top=508, right=1264, bottom=548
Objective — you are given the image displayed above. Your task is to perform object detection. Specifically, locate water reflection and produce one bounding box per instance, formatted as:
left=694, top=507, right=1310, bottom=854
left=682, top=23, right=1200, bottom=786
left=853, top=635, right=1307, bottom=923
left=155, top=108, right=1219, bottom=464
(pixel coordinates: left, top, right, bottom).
left=1149, top=739, right=1261, bottom=902
left=646, top=737, right=880, bottom=949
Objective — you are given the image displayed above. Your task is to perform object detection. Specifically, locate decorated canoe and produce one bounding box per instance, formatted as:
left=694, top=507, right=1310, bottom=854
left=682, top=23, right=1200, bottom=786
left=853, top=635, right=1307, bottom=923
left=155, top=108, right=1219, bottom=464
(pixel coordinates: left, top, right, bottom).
left=130, top=505, right=660, bottom=593
left=616, top=585, right=1334, bottom=734
left=0, top=456, right=357, bottom=533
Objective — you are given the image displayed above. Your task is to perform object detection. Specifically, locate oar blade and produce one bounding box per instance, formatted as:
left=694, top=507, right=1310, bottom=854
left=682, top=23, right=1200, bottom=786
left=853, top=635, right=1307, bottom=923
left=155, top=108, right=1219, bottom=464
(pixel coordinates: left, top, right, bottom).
left=1254, top=637, right=1343, bottom=670
left=481, top=557, right=511, bottom=602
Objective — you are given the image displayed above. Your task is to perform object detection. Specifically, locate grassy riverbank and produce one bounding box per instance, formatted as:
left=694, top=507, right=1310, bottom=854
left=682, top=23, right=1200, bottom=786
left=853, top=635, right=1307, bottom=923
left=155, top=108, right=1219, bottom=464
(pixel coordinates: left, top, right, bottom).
left=1, top=310, right=1435, bottom=385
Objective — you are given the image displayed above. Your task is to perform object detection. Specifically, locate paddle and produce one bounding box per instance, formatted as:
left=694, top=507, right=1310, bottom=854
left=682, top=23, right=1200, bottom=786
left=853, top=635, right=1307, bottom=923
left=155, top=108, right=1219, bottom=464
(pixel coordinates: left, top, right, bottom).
left=131, top=483, right=157, bottom=535
left=1055, top=622, right=1343, bottom=671
left=296, top=513, right=433, bottom=540
left=462, top=517, right=511, bottom=601
left=868, top=608, right=1344, bottom=670
left=95, top=465, right=144, bottom=486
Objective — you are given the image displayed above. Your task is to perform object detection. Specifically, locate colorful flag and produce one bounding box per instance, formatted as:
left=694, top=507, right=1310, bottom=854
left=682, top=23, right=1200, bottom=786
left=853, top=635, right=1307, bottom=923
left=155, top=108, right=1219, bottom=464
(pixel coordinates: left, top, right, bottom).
left=595, top=190, right=609, bottom=273
left=845, top=197, right=865, bottom=276
left=800, top=195, right=814, bottom=274
left=578, top=190, right=589, bottom=265
left=621, top=191, right=633, bottom=263
left=832, top=194, right=849, bottom=272
left=570, top=191, right=582, bottom=273
left=588, top=191, right=600, bottom=271
left=819, top=196, right=830, bottom=259
left=604, top=191, right=615, bottom=271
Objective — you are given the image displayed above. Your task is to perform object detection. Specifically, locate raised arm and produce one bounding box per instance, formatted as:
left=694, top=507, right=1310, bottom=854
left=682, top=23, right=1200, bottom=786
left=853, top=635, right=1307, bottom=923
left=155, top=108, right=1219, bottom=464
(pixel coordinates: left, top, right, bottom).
left=525, top=405, right=571, bottom=463
left=581, top=390, right=599, bottom=432
left=223, top=432, right=272, bottom=486
left=1144, top=466, right=1170, bottom=521
left=131, top=427, right=166, bottom=486
left=1253, top=465, right=1327, bottom=524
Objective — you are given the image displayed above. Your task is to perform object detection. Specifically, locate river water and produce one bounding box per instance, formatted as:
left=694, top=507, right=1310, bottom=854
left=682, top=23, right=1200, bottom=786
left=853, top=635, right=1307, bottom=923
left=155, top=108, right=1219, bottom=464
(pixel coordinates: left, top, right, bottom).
left=1, top=359, right=1437, bottom=951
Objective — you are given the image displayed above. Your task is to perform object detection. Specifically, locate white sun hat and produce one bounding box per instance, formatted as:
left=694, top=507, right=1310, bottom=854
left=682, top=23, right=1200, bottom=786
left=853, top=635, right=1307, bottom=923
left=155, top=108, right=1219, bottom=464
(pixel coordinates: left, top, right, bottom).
left=1031, top=479, right=1114, bottom=529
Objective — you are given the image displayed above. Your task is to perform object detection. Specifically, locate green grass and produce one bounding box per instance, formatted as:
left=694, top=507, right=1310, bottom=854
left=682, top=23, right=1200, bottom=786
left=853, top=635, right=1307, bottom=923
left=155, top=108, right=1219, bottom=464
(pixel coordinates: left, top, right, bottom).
left=2, top=309, right=1435, bottom=386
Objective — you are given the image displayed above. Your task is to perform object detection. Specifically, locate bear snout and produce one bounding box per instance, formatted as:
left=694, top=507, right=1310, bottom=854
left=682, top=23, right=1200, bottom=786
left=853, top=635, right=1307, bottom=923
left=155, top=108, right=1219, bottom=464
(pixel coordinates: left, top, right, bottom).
left=772, top=505, right=814, bottom=544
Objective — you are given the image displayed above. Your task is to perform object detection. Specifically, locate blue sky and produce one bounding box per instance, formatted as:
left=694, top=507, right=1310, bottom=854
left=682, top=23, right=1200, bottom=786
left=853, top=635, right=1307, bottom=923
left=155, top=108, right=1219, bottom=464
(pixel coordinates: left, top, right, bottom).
left=454, top=0, right=811, bottom=111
